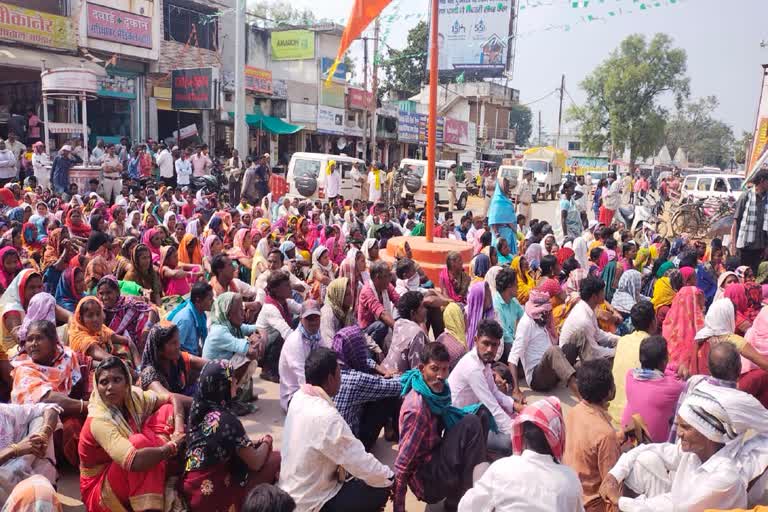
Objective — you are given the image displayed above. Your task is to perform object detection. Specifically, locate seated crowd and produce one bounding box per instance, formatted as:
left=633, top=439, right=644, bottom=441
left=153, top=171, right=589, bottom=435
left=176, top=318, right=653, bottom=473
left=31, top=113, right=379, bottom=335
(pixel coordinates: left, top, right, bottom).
left=4, top=169, right=768, bottom=512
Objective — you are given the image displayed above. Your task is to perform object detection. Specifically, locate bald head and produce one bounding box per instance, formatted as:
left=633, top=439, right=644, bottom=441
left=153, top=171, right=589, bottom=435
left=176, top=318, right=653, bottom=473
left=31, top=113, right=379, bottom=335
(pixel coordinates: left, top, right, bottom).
left=708, top=342, right=741, bottom=382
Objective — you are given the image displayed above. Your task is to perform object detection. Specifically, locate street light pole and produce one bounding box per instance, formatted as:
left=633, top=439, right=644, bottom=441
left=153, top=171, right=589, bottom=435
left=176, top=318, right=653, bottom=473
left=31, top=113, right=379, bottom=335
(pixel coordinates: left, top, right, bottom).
left=425, top=0, right=438, bottom=242
left=234, top=0, right=248, bottom=155
left=370, top=17, right=380, bottom=164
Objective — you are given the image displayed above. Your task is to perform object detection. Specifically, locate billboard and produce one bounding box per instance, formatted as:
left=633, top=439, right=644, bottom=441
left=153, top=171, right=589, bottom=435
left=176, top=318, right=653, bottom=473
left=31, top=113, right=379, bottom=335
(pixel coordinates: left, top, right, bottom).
left=245, top=67, right=272, bottom=95
left=748, top=66, right=768, bottom=177
left=0, top=1, right=75, bottom=50
left=435, top=0, right=513, bottom=79
left=171, top=68, right=216, bottom=110
left=271, top=30, right=314, bottom=61
left=86, top=3, right=152, bottom=49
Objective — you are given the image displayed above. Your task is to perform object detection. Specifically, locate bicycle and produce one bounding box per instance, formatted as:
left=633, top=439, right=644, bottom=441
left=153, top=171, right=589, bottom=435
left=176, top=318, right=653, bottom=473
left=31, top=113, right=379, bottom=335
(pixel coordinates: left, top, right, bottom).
left=669, top=196, right=734, bottom=239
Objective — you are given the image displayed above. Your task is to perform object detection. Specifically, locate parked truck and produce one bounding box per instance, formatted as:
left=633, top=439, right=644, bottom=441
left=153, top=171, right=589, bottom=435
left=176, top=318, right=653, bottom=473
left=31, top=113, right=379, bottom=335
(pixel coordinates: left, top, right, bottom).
left=523, top=146, right=567, bottom=201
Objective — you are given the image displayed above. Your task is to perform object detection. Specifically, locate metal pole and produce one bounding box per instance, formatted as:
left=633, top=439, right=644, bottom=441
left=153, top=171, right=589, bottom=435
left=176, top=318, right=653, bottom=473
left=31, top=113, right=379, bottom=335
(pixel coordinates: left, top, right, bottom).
left=371, top=17, right=380, bottom=164
left=556, top=74, right=565, bottom=149
left=425, top=0, right=439, bottom=242
left=538, top=110, right=542, bottom=146
left=362, top=36, right=368, bottom=162
left=81, top=93, right=89, bottom=164
left=233, top=0, right=248, bottom=155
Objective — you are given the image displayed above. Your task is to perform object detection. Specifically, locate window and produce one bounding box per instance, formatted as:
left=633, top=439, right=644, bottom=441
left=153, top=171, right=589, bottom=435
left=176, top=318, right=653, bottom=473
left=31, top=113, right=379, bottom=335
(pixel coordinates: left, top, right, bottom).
left=683, top=178, right=696, bottom=191
left=164, top=2, right=218, bottom=51
left=728, top=178, right=743, bottom=191
left=714, top=178, right=727, bottom=192
left=292, top=159, right=321, bottom=178
left=567, top=141, right=581, bottom=151
left=272, top=100, right=287, bottom=119
left=697, top=178, right=712, bottom=192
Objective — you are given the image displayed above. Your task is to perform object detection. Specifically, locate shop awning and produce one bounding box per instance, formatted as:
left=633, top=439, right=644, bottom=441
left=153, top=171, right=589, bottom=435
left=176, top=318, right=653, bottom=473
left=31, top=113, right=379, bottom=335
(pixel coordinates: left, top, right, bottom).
left=229, top=112, right=303, bottom=135
left=0, top=45, right=107, bottom=76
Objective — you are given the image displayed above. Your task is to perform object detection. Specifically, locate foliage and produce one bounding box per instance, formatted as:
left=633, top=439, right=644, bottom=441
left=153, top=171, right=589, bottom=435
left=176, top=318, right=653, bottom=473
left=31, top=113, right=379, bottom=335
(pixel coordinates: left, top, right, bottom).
left=664, top=96, right=735, bottom=169
left=509, top=104, right=533, bottom=146
left=379, top=21, right=428, bottom=100
left=568, top=33, right=689, bottom=164
left=735, top=131, right=754, bottom=165
left=248, top=1, right=328, bottom=25
left=343, top=54, right=357, bottom=81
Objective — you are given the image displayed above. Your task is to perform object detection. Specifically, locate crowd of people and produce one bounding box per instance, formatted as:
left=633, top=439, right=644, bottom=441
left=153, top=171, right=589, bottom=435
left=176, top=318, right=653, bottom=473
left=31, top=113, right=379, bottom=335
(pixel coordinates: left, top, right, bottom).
left=1, top=132, right=768, bottom=512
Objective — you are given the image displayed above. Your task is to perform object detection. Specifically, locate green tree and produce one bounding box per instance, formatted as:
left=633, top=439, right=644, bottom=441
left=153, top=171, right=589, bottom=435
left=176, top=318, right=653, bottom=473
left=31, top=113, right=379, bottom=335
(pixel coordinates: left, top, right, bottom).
left=568, top=34, right=689, bottom=165
left=380, top=21, right=427, bottom=99
left=664, top=96, right=735, bottom=169
left=343, top=54, right=356, bottom=81
left=248, top=1, right=327, bottom=25
left=735, top=130, right=754, bottom=165
left=509, top=104, right=532, bottom=146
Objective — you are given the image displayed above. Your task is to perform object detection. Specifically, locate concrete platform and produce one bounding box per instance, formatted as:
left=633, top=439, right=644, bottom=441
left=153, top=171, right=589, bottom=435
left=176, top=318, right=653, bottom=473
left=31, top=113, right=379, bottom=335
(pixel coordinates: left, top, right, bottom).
left=383, top=235, right=473, bottom=285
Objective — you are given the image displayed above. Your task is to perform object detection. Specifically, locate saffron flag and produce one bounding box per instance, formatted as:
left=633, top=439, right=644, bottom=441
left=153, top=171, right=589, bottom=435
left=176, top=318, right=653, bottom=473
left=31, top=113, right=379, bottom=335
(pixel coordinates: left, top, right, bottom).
left=324, top=0, right=393, bottom=86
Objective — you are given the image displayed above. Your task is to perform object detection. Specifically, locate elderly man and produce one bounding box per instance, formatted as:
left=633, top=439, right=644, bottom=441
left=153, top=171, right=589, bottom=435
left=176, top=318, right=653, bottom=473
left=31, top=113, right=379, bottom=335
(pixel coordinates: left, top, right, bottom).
left=600, top=381, right=768, bottom=511
left=358, top=261, right=400, bottom=349
left=458, top=397, right=584, bottom=511
left=278, top=300, right=323, bottom=411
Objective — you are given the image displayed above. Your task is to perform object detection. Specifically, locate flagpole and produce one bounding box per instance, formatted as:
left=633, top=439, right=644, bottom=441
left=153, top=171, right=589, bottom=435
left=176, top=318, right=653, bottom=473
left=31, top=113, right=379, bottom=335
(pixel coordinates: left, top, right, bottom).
left=425, top=0, right=439, bottom=243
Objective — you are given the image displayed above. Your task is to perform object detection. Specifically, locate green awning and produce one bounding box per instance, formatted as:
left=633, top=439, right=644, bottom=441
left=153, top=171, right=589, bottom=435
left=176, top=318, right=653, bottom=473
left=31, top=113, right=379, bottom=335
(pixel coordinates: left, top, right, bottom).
left=228, top=112, right=303, bottom=135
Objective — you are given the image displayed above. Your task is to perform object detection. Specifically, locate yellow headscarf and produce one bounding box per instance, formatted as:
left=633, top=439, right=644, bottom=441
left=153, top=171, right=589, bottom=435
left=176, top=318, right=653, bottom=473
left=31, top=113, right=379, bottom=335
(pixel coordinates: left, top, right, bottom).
left=511, top=256, right=535, bottom=304
left=443, top=302, right=467, bottom=348
left=634, top=247, right=650, bottom=271
left=651, top=276, right=675, bottom=311
left=326, top=160, right=336, bottom=176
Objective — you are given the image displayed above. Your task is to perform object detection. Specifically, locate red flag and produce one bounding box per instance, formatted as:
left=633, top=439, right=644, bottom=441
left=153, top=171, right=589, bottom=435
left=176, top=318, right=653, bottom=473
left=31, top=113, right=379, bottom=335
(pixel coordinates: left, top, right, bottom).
left=325, top=0, right=392, bottom=86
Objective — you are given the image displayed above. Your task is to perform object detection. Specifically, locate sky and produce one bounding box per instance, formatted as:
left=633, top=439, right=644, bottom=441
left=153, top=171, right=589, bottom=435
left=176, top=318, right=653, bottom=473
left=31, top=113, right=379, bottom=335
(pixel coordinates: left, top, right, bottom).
left=260, top=0, right=768, bottom=137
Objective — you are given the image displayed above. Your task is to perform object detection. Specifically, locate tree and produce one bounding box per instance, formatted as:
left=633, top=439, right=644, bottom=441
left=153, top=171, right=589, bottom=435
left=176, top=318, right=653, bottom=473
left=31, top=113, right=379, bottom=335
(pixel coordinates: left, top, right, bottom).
left=343, top=54, right=357, bottom=81
left=664, top=96, right=735, bottom=169
left=379, top=21, right=427, bottom=100
left=248, top=1, right=327, bottom=25
left=568, top=34, right=689, bottom=165
left=735, top=130, right=754, bottom=165
left=509, top=104, right=532, bottom=146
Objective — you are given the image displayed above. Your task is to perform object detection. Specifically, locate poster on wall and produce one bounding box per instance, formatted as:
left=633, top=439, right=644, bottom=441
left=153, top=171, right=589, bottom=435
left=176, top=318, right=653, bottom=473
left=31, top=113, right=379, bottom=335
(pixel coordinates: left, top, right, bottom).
left=433, top=0, right=513, bottom=79
left=748, top=67, right=768, bottom=178
left=171, top=68, right=216, bottom=110
left=317, top=106, right=345, bottom=135
left=271, top=30, right=315, bottom=61
left=86, top=3, right=152, bottom=49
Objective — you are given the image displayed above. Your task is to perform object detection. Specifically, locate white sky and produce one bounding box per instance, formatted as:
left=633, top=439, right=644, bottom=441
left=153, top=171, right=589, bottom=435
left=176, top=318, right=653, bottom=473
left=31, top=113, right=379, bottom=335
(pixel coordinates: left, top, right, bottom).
left=261, top=0, right=768, bottom=136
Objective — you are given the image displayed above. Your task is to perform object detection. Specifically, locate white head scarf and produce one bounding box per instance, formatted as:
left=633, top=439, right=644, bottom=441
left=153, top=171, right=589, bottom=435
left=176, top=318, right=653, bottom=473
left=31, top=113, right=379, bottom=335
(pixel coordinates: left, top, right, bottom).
left=485, top=265, right=503, bottom=296
left=695, top=298, right=736, bottom=341
left=186, top=218, right=201, bottom=236
left=361, top=239, right=378, bottom=262
left=573, top=236, right=589, bottom=270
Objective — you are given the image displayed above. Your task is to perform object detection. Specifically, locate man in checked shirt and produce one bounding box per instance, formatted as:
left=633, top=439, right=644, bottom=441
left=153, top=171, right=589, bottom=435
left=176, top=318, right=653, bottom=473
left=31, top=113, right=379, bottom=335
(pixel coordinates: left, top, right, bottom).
left=393, top=342, right=492, bottom=512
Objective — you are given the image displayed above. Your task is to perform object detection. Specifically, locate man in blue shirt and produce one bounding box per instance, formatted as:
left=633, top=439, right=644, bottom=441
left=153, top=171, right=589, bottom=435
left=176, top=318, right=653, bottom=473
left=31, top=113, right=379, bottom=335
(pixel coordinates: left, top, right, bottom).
left=493, top=268, right=524, bottom=366
left=168, top=282, right=213, bottom=356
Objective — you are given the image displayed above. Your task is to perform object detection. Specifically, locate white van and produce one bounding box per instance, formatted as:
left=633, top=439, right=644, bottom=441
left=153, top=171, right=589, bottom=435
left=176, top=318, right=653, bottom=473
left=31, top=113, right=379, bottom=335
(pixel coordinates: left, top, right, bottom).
left=497, top=165, right=539, bottom=199
left=286, top=152, right=366, bottom=201
left=681, top=173, right=743, bottom=201
left=399, top=158, right=467, bottom=210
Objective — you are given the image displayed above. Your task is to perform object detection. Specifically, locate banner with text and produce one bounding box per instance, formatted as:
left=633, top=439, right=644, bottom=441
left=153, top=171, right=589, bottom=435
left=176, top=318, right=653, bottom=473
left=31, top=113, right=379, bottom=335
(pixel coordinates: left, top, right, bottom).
left=749, top=67, right=768, bottom=178
left=171, top=68, right=215, bottom=110
left=86, top=3, right=152, bottom=49
left=317, top=105, right=345, bottom=135
left=347, top=88, right=372, bottom=111
left=0, top=1, right=75, bottom=50
left=271, top=30, right=315, bottom=61
left=245, top=67, right=273, bottom=95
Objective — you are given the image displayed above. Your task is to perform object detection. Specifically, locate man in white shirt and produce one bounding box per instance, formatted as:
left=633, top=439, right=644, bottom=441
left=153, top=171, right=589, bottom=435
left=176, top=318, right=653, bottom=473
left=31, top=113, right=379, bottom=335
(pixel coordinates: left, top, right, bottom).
left=447, top=165, right=457, bottom=211
left=156, top=143, right=174, bottom=187
left=31, top=141, right=51, bottom=191
left=515, top=169, right=536, bottom=221
left=4, top=132, right=25, bottom=172
left=559, top=275, right=618, bottom=361
left=255, top=270, right=302, bottom=382
left=459, top=397, right=584, bottom=512
left=254, top=249, right=310, bottom=303
left=368, top=164, right=382, bottom=203
left=278, top=300, right=322, bottom=411
left=101, top=144, right=123, bottom=204
left=90, top=139, right=106, bottom=165
left=0, top=140, right=17, bottom=184
left=600, top=382, right=768, bottom=512
left=325, top=159, right=341, bottom=201
left=175, top=149, right=192, bottom=187
left=448, top=319, right=520, bottom=454
left=279, top=347, right=393, bottom=511
left=509, top=290, right=579, bottom=396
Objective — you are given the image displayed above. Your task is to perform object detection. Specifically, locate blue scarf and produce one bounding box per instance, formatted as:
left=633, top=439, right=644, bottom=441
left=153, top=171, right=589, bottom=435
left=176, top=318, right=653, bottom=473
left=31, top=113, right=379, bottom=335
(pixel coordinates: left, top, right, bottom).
left=299, top=323, right=321, bottom=347
left=400, top=368, right=498, bottom=433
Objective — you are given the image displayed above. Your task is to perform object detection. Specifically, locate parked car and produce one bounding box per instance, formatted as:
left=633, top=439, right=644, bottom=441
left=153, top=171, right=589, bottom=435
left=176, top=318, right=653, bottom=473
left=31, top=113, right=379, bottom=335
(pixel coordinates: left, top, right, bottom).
left=681, top=173, right=743, bottom=201
left=399, top=158, right=467, bottom=210
left=286, top=152, right=365, bottom=201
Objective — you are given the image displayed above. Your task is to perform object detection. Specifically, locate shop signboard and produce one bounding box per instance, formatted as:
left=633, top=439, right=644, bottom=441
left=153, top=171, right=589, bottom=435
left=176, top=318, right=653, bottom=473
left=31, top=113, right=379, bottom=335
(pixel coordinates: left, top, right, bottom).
left=86, top=3, right=152, bottom=49
left=320, top=83, right=345, bottom=109
left=98, top=72, right=136, bottom=99
left=320, top=57, right=347, bottom=83
left=347, top=88, right=372, bottom=111
left=245, top=67, right=272, bottom=95
left=417, top=114, right=444, bottom=146
left=48, top=122, right=89, bottom=134
left=0, top=1, right=75, bottom=50
left=290, top=102, right=316, bottom=124
left=171, top=68, right=216, bottom=110
left=317, top=105, right=345, bottom=135
left=270, top=30, right=314, bottom=61
left=173, top=124, right=199, bottom=140
left=434, top=0, right=513, bottom=79
left=398, top=111, right=420, bottom=144
left=444, top=118, right=468, bottom=145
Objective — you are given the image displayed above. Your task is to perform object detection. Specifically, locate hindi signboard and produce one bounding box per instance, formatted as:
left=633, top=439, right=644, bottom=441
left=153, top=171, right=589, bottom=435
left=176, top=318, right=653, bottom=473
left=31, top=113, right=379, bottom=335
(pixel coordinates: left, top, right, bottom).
left=86, top=3, right=152, bottom=49
left=271, top=30, right=314, bottom=61
left=0, top=1, right=74, bottom=50
left=317, top=105, right=345, bottom=135
left=245, top=67, right=273, bottom=95
left=434, top=0, right=513, bottom=79
left=171, top=68, right=215, bottom=110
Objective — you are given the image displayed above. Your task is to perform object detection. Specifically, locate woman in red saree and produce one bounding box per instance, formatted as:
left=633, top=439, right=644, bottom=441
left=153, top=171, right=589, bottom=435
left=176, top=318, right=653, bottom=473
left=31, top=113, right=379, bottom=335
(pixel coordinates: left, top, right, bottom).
left=78, top=356, right=185, bottom=512
left=182, top=360, right=279, bottom=511
left=661, top=285, right=705, bottom=377
left=64, top=207, right=91, bottom=239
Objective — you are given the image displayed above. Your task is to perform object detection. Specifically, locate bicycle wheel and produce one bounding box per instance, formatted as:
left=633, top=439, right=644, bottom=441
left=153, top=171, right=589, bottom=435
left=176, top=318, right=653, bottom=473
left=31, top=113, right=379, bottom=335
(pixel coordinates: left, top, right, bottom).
left=670, top=209, right=702, bottom=237
left=655, top=219, right=669, bottom=239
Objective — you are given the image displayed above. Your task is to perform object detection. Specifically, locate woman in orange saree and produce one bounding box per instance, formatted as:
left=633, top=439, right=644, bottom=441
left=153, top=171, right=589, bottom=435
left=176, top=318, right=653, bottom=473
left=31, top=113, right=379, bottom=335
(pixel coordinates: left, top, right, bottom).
left=77, top=356, right=185, bottom=512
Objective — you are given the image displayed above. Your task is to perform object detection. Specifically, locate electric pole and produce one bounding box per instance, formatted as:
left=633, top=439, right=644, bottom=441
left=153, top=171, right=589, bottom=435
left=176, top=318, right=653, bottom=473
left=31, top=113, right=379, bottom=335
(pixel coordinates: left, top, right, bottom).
left=362, top=36, right=368, bottom=161
left=556, top=74, right=565, bottom=149
left=538, top=110, right=542, bottom=146
left=370, top=17, right=380, bottom=165
left=233, top=0, right=247, bottom=155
